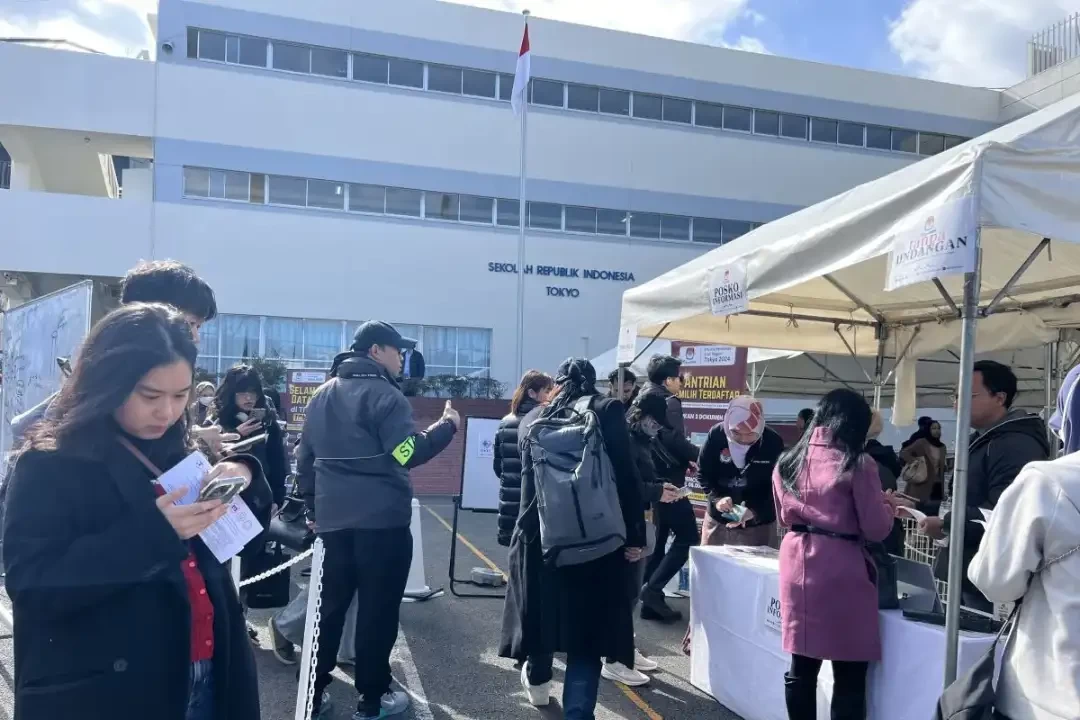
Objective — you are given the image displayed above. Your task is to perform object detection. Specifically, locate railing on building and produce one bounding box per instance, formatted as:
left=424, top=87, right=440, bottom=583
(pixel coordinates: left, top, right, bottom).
left=0, top=161, right=10, bottom=190
left=1028, top=13, right=1080, bottom=77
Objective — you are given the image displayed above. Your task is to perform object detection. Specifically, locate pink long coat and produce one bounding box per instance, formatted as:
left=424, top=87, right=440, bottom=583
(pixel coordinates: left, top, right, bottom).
left=772, top=429, right=895, bottom=662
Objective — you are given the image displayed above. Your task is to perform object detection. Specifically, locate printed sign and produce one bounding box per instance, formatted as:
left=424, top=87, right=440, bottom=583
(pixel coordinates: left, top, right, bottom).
left=886, top=195, right=977, bottom=291
left=763, top=593, right=783, bottom=633
left=709, top=262, right=749, bottom=317
left=677, top=344, right=737, bottom=367
left=478, top=437, right=494, bottom=459
left=286, top=369, right=329, bottom=432
left=616, top=325, right=637, bottom=364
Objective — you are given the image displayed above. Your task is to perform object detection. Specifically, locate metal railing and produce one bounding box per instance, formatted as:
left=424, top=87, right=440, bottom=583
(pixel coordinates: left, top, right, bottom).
left=0, top=160, right=10, bottom=190
left=1028, top=13, right=1080, bottom=77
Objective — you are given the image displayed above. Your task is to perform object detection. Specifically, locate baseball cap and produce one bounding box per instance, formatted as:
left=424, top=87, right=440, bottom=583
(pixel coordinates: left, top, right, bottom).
left=351, top=321, right=417, bottom=353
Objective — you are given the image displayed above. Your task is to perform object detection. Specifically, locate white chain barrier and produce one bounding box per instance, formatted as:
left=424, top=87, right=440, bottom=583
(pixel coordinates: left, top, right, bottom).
left=294, top=537, right=325, bottom=720
left=237, top=546, right=315, bottom=588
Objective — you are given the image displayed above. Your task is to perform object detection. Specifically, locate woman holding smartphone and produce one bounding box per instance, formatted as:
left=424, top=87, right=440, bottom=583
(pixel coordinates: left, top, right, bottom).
left=3, top=303, right=266, bottom=720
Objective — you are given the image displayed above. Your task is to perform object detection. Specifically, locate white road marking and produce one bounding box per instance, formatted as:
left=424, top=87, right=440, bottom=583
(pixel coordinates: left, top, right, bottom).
left=392, top=624, right=434, bottom=720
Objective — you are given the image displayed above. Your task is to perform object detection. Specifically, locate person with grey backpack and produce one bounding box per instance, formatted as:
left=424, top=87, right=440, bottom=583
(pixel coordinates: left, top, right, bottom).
left=499, top=358, right=647, bottom=720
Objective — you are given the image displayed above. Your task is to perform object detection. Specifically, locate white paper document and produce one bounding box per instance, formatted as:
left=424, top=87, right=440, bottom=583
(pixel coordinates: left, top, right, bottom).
left=156, top=451, right=263, bottom=563
left=898, top=506, right=927, bottom=523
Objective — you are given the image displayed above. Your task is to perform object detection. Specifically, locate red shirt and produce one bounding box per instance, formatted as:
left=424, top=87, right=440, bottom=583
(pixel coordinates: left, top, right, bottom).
left=154, top=485, right=215, bottom=662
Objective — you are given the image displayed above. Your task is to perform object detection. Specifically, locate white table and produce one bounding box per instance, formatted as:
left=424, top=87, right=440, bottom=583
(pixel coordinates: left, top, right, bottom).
left=689, top=546, right=996, bottom=720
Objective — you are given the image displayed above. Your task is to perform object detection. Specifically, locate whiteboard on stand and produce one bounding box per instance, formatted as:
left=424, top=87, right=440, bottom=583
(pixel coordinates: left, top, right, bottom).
left=460, top=417, right=502, bottom=511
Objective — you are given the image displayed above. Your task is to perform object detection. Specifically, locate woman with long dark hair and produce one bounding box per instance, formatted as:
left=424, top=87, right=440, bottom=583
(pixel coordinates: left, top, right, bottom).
left=773, top=389, right=898, bottom=720
left=500, top=359, right=646, bottom=719
left=208, top=366, right=288, bottom=513
left=494, top=370, right=554, bottom=548
left=3, top=303, right=265, bottom=720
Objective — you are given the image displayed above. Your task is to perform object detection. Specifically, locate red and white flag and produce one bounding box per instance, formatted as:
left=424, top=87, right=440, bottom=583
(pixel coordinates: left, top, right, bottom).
left=510, top=24, right=531, bottom=116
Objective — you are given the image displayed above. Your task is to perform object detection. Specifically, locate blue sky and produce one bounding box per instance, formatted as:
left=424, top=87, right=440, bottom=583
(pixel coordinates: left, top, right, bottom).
left=0, top=0, right=1072, bottom=88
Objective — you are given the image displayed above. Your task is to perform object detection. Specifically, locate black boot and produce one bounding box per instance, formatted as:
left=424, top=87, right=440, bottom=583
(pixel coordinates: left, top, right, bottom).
left=784, top=671, right=817, bottom=720
left=639, top=586, right=682, bottom=623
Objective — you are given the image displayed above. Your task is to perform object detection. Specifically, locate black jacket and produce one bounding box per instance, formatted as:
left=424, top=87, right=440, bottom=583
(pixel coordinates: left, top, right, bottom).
left=2, top=437, right=263, bottom=720
left=634, top=382, right=699, bottom=487
left=696, top=425, right=784, bottom=526
left=927, top=410, right=1050, bottom=595
left=628, top=425, right=666, bottom=508
left=297, top=354, right=456, bottom=531
left=500, top=395, right=646, bottom=669
left=865, top=439, right=902, bottom=490
left=493, top=399, right=538, bottom=547
left=211, top=405, right=289, bottom=507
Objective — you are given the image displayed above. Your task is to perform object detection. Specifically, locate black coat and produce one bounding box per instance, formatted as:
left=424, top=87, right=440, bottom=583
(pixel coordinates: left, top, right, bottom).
left=2, top=438, right=263, bottom=720
left=213, top=406, right=289, bottom=507
left=696, top=425, right=784, bottom=526
left=499, top=394, right=646, bottom=668
left=634, top=383, right=699, bottom=486
left=493, top=399, right=538, bottom=547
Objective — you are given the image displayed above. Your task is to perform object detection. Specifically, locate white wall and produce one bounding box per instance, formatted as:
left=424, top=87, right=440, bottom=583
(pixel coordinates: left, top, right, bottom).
left=202, top=0, right=1002, bottom=123
left=1000, top=57, right=1080, bottom=123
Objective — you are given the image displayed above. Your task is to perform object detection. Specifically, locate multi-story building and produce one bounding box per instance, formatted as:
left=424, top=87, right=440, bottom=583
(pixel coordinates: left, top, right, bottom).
left=2, top=0, right=1076, bottom=388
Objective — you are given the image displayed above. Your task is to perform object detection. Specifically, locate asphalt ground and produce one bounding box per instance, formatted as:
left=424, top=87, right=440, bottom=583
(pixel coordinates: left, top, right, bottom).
left=0, top=499, right=741, bottom=720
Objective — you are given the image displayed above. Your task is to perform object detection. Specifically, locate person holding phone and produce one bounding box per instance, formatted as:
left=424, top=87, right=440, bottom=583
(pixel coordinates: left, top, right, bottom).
left=2, top=303, right=267, bottom=720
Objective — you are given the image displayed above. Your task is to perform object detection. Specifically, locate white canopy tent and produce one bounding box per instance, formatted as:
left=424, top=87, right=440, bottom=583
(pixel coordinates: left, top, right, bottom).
left=619, top=91, right=1080, bottom=683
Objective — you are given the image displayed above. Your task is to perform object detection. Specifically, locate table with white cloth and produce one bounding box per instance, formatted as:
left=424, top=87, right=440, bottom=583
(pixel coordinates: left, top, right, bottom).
left=689, top=545, right=996, bottom=720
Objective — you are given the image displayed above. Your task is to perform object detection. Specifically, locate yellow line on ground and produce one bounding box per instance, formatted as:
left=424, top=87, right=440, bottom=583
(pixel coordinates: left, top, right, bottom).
left=617, top=684, right=664, bottom=720
left=422, top=504, right=665, bottom=720
left=422, top=505, right=506, bottom=577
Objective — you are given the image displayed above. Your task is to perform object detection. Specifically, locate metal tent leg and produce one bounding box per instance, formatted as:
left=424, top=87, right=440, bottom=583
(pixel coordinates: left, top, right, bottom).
left=944, top=251, right=982, bottom=685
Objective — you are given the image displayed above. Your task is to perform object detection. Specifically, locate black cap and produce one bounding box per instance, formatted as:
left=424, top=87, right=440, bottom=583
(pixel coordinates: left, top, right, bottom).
left=351, top=321, right=417, bottom=353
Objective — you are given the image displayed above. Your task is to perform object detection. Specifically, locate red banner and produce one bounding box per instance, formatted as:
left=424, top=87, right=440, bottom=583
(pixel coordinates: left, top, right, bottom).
left=285, top=370, right=328, bottom=432
left=670, top=343, right=748, bottom=516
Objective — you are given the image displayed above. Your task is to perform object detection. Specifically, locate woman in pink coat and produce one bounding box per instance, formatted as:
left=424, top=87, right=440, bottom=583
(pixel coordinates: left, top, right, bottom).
left=772, top=389, right=898, bottom=720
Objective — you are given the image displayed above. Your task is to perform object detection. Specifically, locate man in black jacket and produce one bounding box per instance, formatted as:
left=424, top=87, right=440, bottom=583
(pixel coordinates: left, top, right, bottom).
left=635, top=355, right=700, bottom=623
left=917, top=360, right=1050, bottom=611
left=297, top=321, right=459, bottom=719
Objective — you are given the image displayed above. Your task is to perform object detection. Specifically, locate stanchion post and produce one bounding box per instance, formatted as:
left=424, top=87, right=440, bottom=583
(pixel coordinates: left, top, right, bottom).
left=294, top=537, right=325, bottom=720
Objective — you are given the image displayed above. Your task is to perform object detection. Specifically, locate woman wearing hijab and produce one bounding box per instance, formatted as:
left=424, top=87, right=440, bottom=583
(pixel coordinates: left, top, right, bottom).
left=898, top=417, right=946, bottom=502
left=696, top=395, right=785, bottom=547
left=968, top=363, right=1080, bottom=720
left=500, top=358, right=646, bottom=719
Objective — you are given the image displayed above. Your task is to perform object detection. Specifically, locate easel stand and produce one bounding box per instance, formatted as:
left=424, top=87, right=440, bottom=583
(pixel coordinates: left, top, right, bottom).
left=448, top=495, right=506, bottom=599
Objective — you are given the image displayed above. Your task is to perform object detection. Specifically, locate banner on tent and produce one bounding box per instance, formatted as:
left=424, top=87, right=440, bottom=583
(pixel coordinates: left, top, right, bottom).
left=617, top=325, right=637, bottom=364
left=671, top=342, right=749, bottom=515
left=708, top=261, right=749, bottom=316
left=286, top=370, right=328, bottom=432
left=885, top=194, right=977, bottom=291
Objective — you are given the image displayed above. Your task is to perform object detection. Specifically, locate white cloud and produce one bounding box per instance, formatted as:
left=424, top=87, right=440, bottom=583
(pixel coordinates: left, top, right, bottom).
left=889, top=0, right=1075, bottom=87
left=0, top=0, right=155, bottom=56
left=729, top=35, right=770, bottom=54
left=445, top=0, right=768, bottom=51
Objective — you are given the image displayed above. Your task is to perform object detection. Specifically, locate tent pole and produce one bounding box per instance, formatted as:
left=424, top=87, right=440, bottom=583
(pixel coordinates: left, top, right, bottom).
left=1046, top=340, right=1059, bottom=458
left=944, top=248, right=982, bottom=685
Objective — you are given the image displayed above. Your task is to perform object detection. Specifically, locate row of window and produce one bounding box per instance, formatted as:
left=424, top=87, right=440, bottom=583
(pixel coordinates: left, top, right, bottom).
left=197, top=314, right=493, bottom=378
left=187, top=27, right=971, bottom=157
left=182, top=166, right=760, bottom=244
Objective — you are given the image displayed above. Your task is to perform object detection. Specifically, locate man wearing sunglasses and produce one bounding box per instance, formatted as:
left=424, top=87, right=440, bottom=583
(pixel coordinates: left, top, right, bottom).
left=297, top=320, right=459, bottom=719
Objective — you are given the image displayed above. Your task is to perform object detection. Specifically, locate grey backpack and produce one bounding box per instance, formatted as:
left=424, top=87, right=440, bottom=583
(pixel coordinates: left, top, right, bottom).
left=523, top=397, right=626, bottom=567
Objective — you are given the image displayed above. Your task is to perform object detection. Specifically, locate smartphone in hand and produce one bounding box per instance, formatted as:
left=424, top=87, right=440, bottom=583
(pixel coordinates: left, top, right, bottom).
left=198, top=475, right=247, bottom=505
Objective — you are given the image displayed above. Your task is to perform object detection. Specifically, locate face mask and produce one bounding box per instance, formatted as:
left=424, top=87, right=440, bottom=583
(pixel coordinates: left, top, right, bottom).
left=199, top=397, right=213, bottom=407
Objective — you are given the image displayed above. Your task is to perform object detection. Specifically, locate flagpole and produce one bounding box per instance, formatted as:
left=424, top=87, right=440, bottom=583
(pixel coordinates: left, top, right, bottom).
left=515, top=10, right=530, bottom=383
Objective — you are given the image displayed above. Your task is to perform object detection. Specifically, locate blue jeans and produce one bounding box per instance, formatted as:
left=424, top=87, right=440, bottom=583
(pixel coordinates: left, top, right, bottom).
left=186, top=660, right=214, bottom=720
left=563, top=655, right=602, bottom=720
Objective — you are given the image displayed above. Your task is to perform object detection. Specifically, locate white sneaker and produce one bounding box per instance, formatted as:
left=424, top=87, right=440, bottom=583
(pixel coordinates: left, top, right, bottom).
left=602, top=661, right=650, bottom=687
left=634, top=650, right=659, bottom=672
left=520, top=663, right=551, bottom=706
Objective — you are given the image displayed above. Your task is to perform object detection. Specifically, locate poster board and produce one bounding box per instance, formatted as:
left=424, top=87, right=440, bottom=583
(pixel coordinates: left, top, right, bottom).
left=1, top=281, right=93, bottom=470
left=460, top=416, right=501, bottom=511
left=285, top=369, right=328, bottom=432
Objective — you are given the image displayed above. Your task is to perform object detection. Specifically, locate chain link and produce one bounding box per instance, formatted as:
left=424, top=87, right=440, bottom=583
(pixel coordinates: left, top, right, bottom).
left=302, top=538, right=325, bottom=720
left=237, top=547, right=314, bottom=588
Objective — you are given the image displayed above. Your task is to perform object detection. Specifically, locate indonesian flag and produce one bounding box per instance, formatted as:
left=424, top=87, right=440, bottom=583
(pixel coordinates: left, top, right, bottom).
left=511, top=24, right=531, bottom=116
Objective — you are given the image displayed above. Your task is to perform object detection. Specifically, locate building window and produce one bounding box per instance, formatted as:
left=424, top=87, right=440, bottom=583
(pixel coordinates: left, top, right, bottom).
left=723, top=106, right=753, bottom=132
left=273, top=42, right=311, bottom=73
left=599, top=88, right=630, bottom=116
left=496, top=198, right=520, bottom=227
left=531, top=79, right=564, bottom=107
left=183, top=167, right=249, bottom=202
left=183, top=167, right=211, bottom=197
left=565, top=206, right=597, bottom=233
left=891, top=129, right=918, bottom=154
left=348, top=183, right=385, bottom=213
left=428, top=64, right=463, bottom=94
left=663, top=97, right=692, bottom=124
left=308, top=179, right=345, bottom=210
left=695, top=102, right=723, bottom=129
left=754, top=110, right=780, bottom=136
left=389, top=58, right=424, bottom=88
left=220, top=315, right=261, bottom=361
left=780, top=114, right=809, bottom=140
left=459, top=194, right=494, bottom=223
left=567, top=84, right=600, bottom=112
left=462, top=69, right=497, bottom=98
left=423, top=326, right=458, bottom=376
left=353, top=53, right=389, bottom=83
left=811, top=118, right=838, bottom=143
left=919, top=132, right=945, bottom=156
left=597, top=209, right=627, bottom=236
left=304, top=320, right=343, bottom=364
left=838, top=121, right=865, bottom=147
left=268, top=175, right=307, bottom=206
left=629, top=212, right=662, bottom=240
left=722, top=220, right=754, bottom=243
left=661, top=215, right=690, bottom=241
left=264, top=317, right=302, bottom=360
left=385, top=187, right=423, bottom=217
left=945, top=135, right=968, bottom=150
left=528, top=202, right=562, bottom=230
left=866, top=125, right=892, bottom=150
left=694, top=217, right=723, bottom=244
left=498, top=74, right=515, bottom=101
left=426, top=191, right=460, bottom=221
left=633, top=93, right=663, bottom=121
left=311, top=47, right=347, bottom=78
left=195, top=30, right=228, bottom=62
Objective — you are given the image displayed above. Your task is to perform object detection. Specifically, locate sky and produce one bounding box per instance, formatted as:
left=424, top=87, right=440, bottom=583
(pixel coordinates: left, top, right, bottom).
left=0, top=0, right=1076, bottom=88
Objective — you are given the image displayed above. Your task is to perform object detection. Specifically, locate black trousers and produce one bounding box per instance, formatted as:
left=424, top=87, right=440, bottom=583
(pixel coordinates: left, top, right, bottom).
left=313, top=527, right=413, bottom=714
left=785, top=654, right=868, bottom=720
left=643, top=498, right=697, bottom=592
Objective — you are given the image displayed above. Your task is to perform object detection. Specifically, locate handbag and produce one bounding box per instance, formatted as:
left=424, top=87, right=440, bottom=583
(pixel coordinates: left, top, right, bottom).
left=935, top=543, right=1080, bottom=720
left=901, top=456, right=929, bottom=485
left=241, top=540, right=291, bottom=609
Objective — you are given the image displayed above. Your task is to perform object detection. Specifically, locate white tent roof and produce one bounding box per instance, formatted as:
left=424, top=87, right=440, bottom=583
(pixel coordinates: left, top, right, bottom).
left=620, top=91, right=1080, bottom=361
left=589, top=338, right=800, bottom=380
